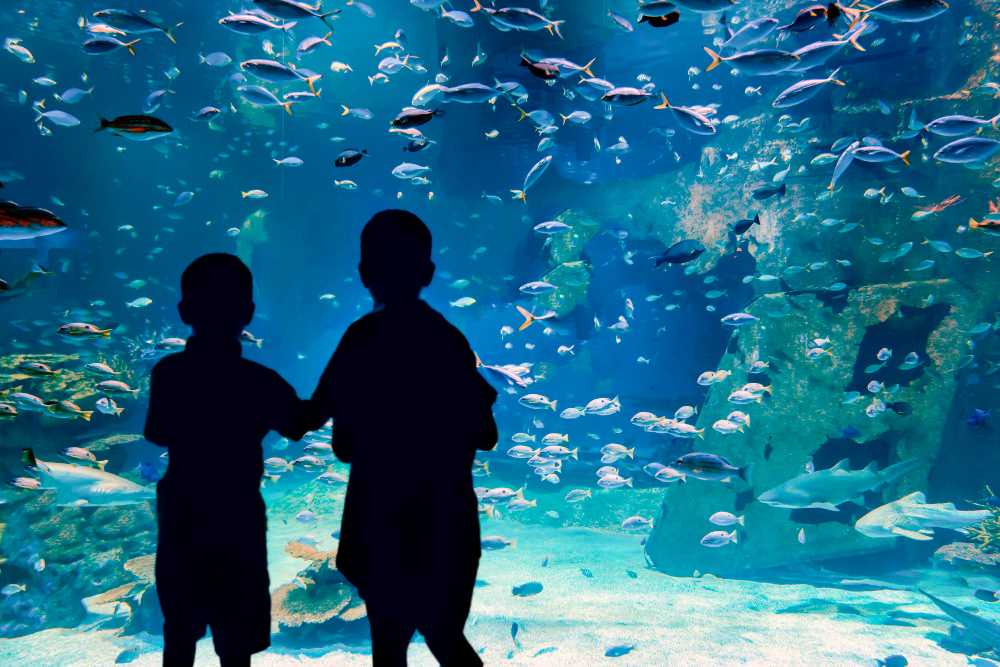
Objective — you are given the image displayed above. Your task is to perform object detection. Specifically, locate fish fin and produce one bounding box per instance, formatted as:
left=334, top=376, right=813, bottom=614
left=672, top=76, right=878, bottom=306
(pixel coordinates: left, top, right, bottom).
left=551, top=400, right=557, bottom=412
left=892, top=526, right=933, bottom=541
left=737, top=515, right=745, bottom=526
left=82, top=411, right=93, bottom=421
left=730, top=531, right=738, bottom=544
left=581, top=57, right=596, bottom=79
left=125, top=39, right=140, bottom=56
left=548, top=20, right=565, bottom=39
left=282, top=101, right=294, bottom=116
left=569, top=447, right=577, bottom=459
left=115, top=407, right=124, bottom=416
left=516, top=305, right=534, bottom=330
left=814, top=502, right=841, bottom=511
left=341, top=105, right=350, bottom=115
left=654, top=92, right=670, bottom=110
left=626, top=478, right=633, bottom=487
left=470, top=0, right=483, bottom=10
left=740, top=463, right=754, bottom=487
left=97, top=459, right=107, bottom=471
left=703, top=46, right=723, bottom=72
left=164, top=23, right=182, bottom=44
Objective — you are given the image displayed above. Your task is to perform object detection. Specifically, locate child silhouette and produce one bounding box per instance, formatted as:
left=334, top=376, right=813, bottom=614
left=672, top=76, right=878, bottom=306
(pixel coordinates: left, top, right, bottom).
left=310, top=210, right=498, bottom=666
left=145, top=253, right=312, bottom=667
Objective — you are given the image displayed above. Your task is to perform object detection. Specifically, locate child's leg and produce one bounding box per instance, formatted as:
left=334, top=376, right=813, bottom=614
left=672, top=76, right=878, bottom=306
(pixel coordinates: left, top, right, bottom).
left=162, top=637, right=196, bottom=667
left=366, top=597, right=417, bottom=667
left=218, top=654, right=252, bottom=667
left=421, top=623, right=482, bottom=667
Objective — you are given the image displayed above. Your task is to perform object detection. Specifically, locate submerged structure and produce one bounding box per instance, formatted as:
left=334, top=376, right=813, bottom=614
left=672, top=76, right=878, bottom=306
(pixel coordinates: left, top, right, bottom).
left=1, top=0, right=999, bottom=664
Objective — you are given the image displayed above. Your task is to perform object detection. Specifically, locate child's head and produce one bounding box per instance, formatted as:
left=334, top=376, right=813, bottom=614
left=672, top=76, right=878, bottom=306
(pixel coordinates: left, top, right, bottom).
left=178, top=253, right=255, bottom=338
left=359, top=209, right=434, bottom=305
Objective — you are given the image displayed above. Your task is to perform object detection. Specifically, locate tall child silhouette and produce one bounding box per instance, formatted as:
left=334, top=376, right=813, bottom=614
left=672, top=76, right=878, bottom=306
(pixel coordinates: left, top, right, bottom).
left=145, top=253, right=312, bottom=667
left=311, top=210, right=498, bottom=666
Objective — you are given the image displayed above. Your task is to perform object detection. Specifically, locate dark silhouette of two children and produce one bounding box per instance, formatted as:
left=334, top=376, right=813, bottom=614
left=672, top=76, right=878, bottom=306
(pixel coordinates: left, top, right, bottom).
left=145, top=210, right=498, bottom=667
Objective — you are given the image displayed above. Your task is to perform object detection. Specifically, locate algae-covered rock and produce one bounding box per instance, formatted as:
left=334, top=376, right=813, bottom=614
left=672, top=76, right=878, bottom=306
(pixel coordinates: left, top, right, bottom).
left=645, top=279, right=980, bottom=576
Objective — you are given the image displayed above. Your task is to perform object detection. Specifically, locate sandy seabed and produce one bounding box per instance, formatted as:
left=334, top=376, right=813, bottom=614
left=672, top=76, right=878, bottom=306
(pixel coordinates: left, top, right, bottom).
left=0, top=517, right=986, bottom=666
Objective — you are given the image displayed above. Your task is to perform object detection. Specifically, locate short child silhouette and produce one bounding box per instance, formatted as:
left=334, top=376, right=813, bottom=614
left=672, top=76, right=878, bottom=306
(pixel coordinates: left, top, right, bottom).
left=145, top=253, right=312, bottom=667
left=310, top=210, right=498, bottom=666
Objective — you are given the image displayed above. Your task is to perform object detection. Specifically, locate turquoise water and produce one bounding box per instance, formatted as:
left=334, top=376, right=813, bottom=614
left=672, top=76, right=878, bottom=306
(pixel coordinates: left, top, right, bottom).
left=2, top=0, right=1000, bottom=664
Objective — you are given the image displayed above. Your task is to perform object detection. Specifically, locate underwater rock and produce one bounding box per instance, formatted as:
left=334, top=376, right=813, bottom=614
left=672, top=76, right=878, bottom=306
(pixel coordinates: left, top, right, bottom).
left=934, top=542, right=1000, bottom=571
left=90, top=504, right=155, bottom=540
left=270, top=541, right=366, bottom=643
left=645, top=279, right=980, bottom=576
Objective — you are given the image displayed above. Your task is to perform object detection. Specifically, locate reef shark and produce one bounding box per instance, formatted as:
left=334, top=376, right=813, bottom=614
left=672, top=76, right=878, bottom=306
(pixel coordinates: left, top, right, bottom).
left=920, top=588, right=1000, bottom=654
left=855, top=492, right=991, bottom=541
left=757, top=457, right=928, bottom=511
left=21, top=448, right=154, bottom=507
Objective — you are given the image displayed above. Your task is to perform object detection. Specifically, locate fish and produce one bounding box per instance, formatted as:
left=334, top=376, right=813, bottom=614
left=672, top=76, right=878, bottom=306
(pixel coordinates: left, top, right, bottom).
left=934, top=137, right=1000, bottom=163
left=855, top=492, right=990, bottom=540
left=920, top=588, right=1000, bottom=654
left=704, top=48, right=800, bottom=75
left=772, top=69, right=845, bottom=107
left=752, top=183, right=786, bottom=200
left=21, top=448, right=154, bottom=506
left=653, top=239, right=705, bottom=266
left=0, top=202, right=68, bottom=240
left=80, top=36, right=141, bottom=55
left=671, top=452, right=753, bottom=484
left=654, top=94, right=716, bottom=134
left=701, top=530, right=738, bottom=547
left=758, top=458, right=928, bottom=511
left=96, top=115, right=172, bottom=140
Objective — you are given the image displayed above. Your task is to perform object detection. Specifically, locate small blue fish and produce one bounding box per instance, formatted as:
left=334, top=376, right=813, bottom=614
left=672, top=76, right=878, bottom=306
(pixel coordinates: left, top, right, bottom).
left=138, top=460, right=159, bottom=482
left=967, top=409, right=991, bottom=427
left=839, top=426, right=862, bottom=439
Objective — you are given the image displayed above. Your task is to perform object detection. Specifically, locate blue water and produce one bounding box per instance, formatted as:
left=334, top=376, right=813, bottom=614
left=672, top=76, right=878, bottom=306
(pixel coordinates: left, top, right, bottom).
left=1, top=0, right=1000, bottom=664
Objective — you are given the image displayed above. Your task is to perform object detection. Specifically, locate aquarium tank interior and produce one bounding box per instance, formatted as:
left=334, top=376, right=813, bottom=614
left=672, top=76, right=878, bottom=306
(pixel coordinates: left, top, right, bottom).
left=2, top=0, right=1000, bottom=664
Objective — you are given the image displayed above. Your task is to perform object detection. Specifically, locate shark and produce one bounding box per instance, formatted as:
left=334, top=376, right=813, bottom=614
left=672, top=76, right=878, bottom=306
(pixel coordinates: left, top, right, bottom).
left=920, top=588, right=1000, bottom=654
left=757, top=457, right=929, bottom=511
left=21, top=448, right=155, bottom=507
left=855, top=492, right=991, bottom=541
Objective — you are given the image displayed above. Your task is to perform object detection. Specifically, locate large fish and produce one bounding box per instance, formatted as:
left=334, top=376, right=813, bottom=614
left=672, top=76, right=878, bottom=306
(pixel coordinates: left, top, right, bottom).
left=21, top=448, right=154, bottom=507
left=0, top=201, right=67, bottom=240
left=757, top=457, right=928, bottom=511
left=95, top=115, right=173, bottom=141
left=920, top=588, right=1000, bottom=654
left=855, top=491, right=990, bottom=540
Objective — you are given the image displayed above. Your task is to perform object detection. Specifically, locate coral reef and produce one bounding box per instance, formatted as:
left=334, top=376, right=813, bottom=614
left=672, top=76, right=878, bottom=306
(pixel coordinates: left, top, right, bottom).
left=270, top=541, right=367, bottom=645
left=0, top=488, right=157, bottom=637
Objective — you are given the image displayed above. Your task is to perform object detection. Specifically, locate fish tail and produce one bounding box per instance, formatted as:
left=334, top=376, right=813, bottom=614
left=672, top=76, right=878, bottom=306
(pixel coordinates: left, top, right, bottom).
left=115, top=407, right=124, bottom=416
left=125, top=39, right=140, bottom=56
left=164, top=23, right=182, bottom=44
left=281, top=101, right=294, bottom=116
left=320, top=12, right=339, bottom=30
left=900, top=150, right=910, bottom=166
left=515, top=106, right=528, bottom=121
left=569, top=448, right=578, bottom=459
left=741, top=463, right=754, bottom=486
left=548, top=20, right=565, bottom=39
left=560, top=114, right=567, bottom=125
left=516, top=305, right=534, bottom=330
left=368, top=76, right=375, bottom=86
left=314, top=88, right=321, bottom=98
left=829, top=67, right=845, bottom=85
left=970, top=218, right=981, bottom=229
left=654, top=92, right=670, bottom=110
left=550, top=400, right=557, bottom=412
left=470, top=0, right=483, bottom=10
left=282, top=20, right=298, bottom=32
left=703, top=47, right=722, bottom=72
left=581, top=57, right=596, bottom=78
left=322, top=31, right=332, bottom=45
left=626, top=478, right=633, bottom=487
left=341, top=105, right=350, bottom=116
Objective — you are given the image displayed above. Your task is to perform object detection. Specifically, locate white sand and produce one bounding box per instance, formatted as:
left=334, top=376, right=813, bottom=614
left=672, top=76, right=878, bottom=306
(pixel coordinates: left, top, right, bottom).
left=0, top=518, right=980, bottom=666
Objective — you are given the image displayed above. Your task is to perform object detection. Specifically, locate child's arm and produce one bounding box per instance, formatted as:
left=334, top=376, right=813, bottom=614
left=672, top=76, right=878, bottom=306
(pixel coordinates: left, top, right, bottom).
left=309, top=323, right=361, bottom=461
left=268, top=372, right=314, bottom=442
